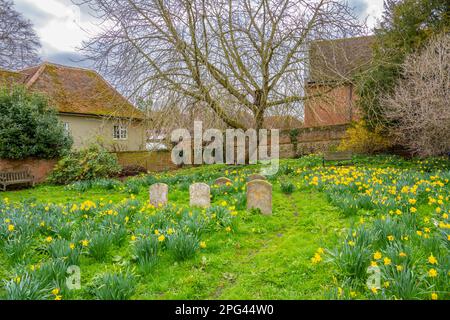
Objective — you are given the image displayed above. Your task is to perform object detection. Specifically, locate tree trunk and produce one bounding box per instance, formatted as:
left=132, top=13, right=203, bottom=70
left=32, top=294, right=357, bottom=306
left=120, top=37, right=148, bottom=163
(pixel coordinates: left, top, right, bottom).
left=254, top=108, right=265, bottom=148
left=254, top=110, right=264, bottom=133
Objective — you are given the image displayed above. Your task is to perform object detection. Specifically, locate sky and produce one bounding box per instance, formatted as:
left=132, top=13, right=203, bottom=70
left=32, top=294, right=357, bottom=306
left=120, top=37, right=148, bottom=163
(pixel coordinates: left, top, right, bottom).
left=13, top=0, right=385, bottom=69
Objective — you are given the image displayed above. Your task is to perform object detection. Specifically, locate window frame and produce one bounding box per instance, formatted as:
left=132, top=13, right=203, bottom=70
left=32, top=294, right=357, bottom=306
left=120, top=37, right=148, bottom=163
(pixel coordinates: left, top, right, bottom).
left=113, top=124, right=128, bottom=140
left=63, top=122, right=70, bottom=134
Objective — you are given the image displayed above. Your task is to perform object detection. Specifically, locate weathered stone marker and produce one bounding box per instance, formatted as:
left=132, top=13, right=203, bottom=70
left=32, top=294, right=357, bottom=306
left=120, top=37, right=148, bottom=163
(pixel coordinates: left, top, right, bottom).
left=190, top=183, right=211, bottom=208
left=149, top=183, right=168, bottom=207
left=246, top=179, right=272, bottom=215
left=214, top=177, right=232, bottom=186
left=247, top=174, right=267, bottom=182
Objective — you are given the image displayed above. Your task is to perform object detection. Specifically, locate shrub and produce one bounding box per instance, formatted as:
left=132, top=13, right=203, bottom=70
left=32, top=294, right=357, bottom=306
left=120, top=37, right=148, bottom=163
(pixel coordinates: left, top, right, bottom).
left=87, top=231, right=113, bottom=261
left=338, top=121, right=392, bottom=154
left=3, top=273, right=50, bottom=300
left=167, top=231, right=199, bottom=261
left=34, top=258, right=71, bottom=296
left=383, top=34, right=450, bottom=156
left=206, top=206, right=235, bottom=230
left=0, top=86, right=72, bottom=159
left=356, top=0, right=448, bottom=129
left=132, top=237, right=159, bottom=273
left=48, top=144, right=121, bottom=184
left=124, top=179, right=142, bottom=195
left=280, top=181, right=295, bottom=194
left=4, top=235, right=33, bottom=264
left=328, top=227, right=373, bottom=284
left=92, top=270, right=136, bottom=300
left=47, top=239, right=81, bottom=265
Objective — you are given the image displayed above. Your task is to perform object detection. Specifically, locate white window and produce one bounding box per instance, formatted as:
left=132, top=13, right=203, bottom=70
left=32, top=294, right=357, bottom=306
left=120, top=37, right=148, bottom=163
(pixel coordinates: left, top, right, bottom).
left=63, top=122, right=70, bottom=133
left=113, top=125, right=128, bottom=140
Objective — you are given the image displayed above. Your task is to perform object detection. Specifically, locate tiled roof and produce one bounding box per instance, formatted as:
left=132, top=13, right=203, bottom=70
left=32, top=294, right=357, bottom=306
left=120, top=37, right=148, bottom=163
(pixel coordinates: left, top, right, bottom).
left=1, top=62, right=145, bottom=120
left=308, top=35, right=375, bottom=83
left=0, top=68, right=28, bottom=87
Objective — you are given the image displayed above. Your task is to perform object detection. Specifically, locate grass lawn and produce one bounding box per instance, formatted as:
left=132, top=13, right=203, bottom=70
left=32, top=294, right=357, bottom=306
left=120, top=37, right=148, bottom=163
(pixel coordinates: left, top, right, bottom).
left=0, top=155, right=448, bottom=300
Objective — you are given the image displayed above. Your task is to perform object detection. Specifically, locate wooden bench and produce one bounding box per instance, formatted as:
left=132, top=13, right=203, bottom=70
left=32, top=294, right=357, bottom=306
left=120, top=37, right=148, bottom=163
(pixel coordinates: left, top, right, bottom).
left=0, top=170, right=35, bottom=191
left=322, top=151, right=353, bottom=166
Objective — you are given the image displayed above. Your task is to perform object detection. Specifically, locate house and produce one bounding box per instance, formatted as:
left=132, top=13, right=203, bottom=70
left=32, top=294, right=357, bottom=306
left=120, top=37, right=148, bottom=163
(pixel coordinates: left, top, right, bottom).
left=304, top=36, right=375, bottom=127
left=0, top=62, right=147, bottom=152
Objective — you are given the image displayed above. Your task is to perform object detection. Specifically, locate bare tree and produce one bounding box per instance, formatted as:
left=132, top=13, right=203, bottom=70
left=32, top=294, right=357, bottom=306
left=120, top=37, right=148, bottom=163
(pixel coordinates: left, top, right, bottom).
left=77, top=0, right=363, bottom=132
left=0, top=0, right=41, bottom=70
left=383, top=34, right=450, bottom=157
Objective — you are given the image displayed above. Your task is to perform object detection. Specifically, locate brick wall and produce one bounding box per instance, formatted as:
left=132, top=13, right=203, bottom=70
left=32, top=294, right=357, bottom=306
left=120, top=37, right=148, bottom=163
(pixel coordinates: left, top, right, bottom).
left=304, top=83, right=360, bottom=127
left=0, top=158, right=58, bottom=183
left=0, top=125, right=349, bottom=184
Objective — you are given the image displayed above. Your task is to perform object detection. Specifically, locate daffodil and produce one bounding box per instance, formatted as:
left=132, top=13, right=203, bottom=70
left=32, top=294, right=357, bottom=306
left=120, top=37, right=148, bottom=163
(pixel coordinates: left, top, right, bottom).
left=428, top=254, right=438, bottom=265
left=428, top=268, right=438, bottom=278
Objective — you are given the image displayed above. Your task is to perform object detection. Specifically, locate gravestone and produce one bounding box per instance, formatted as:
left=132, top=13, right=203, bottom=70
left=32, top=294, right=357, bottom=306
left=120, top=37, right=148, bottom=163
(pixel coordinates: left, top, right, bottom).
left=190, top=183, right=211, bottom=208
left=149, top=183, right=168, bottom=207
left=247, top=174, right=267, bottom=182
left=214, top=177, right=232, bottom=186
left=246, top=179, right=272, bottom=215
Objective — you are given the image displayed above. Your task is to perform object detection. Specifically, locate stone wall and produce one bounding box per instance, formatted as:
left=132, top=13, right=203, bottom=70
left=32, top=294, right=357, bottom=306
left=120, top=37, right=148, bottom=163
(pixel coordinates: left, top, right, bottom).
left=121, top=125, right=349, bottom=169
left=259, top=124, right=349, bottom=158
left=0, top=158, right=58, bottom=183
left=114, top=150, right=180, bottom=172
left=290, top=124, right=349, bottom=155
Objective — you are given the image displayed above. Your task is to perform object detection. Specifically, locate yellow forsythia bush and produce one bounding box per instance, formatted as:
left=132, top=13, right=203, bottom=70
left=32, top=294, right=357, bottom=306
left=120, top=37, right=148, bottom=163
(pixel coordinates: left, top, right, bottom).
left=338, top=121, right=392, bottom=154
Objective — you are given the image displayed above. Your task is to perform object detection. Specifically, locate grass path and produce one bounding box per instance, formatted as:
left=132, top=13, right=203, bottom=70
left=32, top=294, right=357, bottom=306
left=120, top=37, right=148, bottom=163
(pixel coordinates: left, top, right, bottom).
left=130, top=188, right=351, bottom=299
left=1, top=179, right=352, bottom=299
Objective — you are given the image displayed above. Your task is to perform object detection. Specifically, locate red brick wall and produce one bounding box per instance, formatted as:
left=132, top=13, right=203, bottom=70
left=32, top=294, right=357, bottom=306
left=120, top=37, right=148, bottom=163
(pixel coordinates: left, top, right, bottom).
left=0, top=158, right=58, bottom=183
left=304, top=83, right=360, bottom=127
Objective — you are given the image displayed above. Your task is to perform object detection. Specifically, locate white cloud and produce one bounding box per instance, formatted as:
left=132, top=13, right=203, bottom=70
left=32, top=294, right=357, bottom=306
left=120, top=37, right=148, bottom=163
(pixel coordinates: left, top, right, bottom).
left=366, top=0, right=385, bottom=29
left=14, top=0, right=99, bottom=62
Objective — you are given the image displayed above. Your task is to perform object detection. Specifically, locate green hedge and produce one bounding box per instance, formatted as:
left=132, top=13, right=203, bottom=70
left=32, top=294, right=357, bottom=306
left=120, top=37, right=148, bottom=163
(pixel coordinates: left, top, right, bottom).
left=0, top=86, right=72, bottom=159
left=48, top=144, right=121, bottom=185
